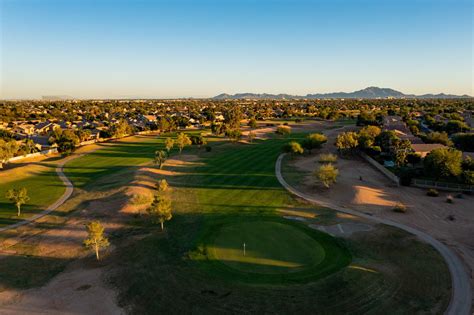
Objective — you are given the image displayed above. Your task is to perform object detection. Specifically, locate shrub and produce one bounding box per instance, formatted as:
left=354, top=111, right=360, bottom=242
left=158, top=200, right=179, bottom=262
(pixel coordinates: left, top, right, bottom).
left=283, top=141, right=304, bottom=155
left=318, top=153, right=337, bottom=164
left=393, top=203, right=407, bottom=213
left=314, top=164, right=339, bottom=188
left=427, top=189, right=439, bottom=197
left=276, top=125, right=291, bottom=135
left=131, top=193, right=153, bottom=206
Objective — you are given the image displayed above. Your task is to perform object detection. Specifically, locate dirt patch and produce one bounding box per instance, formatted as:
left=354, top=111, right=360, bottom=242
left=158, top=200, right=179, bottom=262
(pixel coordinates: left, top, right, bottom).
left=0, top=265, right=124, bottom=315
left=286, top=124, right=474, bottom=292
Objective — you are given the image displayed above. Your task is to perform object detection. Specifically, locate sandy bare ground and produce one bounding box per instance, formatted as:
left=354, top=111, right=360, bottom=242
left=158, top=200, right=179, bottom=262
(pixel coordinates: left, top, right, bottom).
left=1, top=265, right=124, bottom=315
left=285, top=126, right=474, bottom=312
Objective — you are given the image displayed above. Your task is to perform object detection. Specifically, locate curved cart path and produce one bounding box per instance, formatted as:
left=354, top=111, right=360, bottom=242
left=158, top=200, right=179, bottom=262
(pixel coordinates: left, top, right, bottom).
left=0, top=159, right=73, bottom=233
left=276, top=153, right=472, bottom=315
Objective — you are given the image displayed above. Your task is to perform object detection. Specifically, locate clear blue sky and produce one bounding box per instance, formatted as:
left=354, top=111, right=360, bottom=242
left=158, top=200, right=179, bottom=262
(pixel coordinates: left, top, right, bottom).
left=1, top=0, right=472, bottom=99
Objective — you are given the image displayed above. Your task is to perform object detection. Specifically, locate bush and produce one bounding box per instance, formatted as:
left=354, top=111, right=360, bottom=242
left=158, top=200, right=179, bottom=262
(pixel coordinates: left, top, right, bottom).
left=446, top=195, right=453, bottom=203
left=205, top=145, right=212, bottom=152
left=318, top=153, right=337, bottom=164
left=131, top=193, right=153, bottom=206
left=427, top=189, right=439, bottom=197
left=314, top=164, right=339, bottom=188
left=283, top=141, right=304, bottom=155
left=276, top=125, right=291, bottom=135
left=393, top=203, right=407, bottom=213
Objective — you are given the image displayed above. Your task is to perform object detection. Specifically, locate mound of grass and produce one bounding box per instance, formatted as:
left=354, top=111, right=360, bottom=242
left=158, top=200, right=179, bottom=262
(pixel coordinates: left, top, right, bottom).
left=192, top=217, right=349, bottom=284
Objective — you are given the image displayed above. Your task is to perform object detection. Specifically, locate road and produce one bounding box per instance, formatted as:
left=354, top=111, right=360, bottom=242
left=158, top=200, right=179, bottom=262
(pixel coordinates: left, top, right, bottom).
left=275, top=153, right=472, bottom=315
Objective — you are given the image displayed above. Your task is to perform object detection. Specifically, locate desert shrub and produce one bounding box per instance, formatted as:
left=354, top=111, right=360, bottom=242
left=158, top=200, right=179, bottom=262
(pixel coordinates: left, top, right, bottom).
left=318, top=153, right=337, bottom=164
left=427, top=189, right=439, bottom=197
left=314, top=164, right=339, bottom=188
left=131, top=193, right=153, bottom=206
left=393, top=203, right=407, bottom=213
left=283, top=141, right=304, bottom=155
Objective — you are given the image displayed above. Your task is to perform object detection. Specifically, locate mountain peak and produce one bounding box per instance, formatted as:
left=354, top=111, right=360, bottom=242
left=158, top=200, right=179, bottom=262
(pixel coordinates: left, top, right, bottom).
left=213, top=87, right=471, bottom=100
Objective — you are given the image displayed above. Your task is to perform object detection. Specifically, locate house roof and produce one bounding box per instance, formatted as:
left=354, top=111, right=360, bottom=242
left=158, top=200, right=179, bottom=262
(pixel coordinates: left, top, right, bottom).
left=411, top=143, right=446, bottom=153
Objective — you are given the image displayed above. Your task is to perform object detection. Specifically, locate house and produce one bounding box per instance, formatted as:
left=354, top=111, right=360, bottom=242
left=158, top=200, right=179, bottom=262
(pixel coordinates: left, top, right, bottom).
left=14, top=123, right=35, bottom=135
left=411, top=143, right=447, bottom=157
left=31, top=135, right=57, bottom=151
left=142, top=115, right=157, bottom=123
left=384, top=115, right=424, bottom=144
left=34, top=121, right=57, bottom=135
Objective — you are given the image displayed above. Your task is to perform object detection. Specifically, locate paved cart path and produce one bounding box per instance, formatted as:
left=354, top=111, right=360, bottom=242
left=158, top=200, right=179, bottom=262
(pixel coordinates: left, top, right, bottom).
left=275, top=153, right=472, bottom=315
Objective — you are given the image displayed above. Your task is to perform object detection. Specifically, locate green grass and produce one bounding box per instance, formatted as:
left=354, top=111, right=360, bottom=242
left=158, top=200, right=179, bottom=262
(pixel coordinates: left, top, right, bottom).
left=211, top=221, right=326, bottom=274
left=64, top=136, right=165, bottom=190
left=194, top=216, right=350, bottom=284
left=108, top=133, right=450, bottom=314
left=0, top=164, right=65, bottom=227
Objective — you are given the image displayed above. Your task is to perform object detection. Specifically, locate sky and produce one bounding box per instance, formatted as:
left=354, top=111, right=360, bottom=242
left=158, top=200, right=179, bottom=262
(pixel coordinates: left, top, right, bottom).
left=0, top=0, right=473, bottom=99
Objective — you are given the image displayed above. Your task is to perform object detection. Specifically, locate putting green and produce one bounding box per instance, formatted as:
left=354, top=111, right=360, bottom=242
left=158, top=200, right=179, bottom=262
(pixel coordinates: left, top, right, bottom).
left=209, top=221, right=325, bottom=274
left=197, top=218, right=351, bottom=284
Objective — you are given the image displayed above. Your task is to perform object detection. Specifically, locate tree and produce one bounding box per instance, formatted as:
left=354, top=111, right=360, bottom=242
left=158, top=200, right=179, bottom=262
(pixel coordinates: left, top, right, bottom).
left=110, top=119, right=132, bottom=138
left=393, top=139, right=412, bottom=167
left=446, top=120, right=469, bottom=134
left=314, top=164, right=339, bottom=188
left=276, top=125, right=291, bottom=135
left=165, top=137, right=175, bottom=153
left=423, top=131, right=453, bottom=146
left=5, top=187, right=30, bottom=216
left=301, top=133, right=327, bottom=153
left=48, top=127, right=80, bottom=155
left=0, top=139, right=19, bottom=169
left=424, top=148, right=463, bottom=180
left=358, top=126, right=381, bottom=149
left=154, top=150, right=167, bottom=169
left=176, top=133, right=191, bottom=154
left=335, top=132, right=358, bottom=154
left=190, top=134, right=207, bottom=148
left=147, top=195, right=172, bottom=231
left=157, top=179, right=169, bottom=192
left=22, top=138, right=37, bottom=154
left=283, top=141, right=304, bottom=155
left=452, top=133, right=474, bottom=152
left=225, top=129, right=242, bottom=142
left=224, top=106, right=242, bottom=129
left=376, top=130, right=398, bottom=153
left=248, top=118, right=258, bottom=129
left=83, top=221, right=110, bottom=261
left=247, top=131, right=256, bottom=143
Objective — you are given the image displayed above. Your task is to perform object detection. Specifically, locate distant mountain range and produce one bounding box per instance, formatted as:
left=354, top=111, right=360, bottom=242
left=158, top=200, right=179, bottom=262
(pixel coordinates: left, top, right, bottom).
left=213, top=87, right=472, bottom=100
